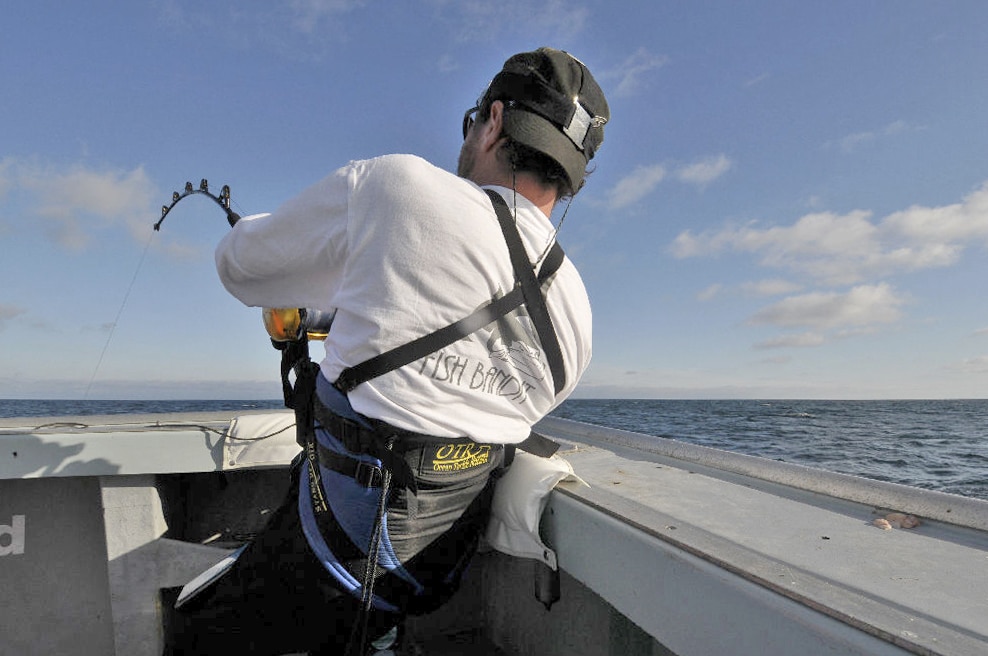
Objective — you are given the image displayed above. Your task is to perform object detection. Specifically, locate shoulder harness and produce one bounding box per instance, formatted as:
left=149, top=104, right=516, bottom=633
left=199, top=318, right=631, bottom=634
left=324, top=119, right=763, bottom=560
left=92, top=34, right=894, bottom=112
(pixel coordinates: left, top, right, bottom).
left=283, top=189, right=567, bottom=491
left=333, top=189, right=567, bottom=400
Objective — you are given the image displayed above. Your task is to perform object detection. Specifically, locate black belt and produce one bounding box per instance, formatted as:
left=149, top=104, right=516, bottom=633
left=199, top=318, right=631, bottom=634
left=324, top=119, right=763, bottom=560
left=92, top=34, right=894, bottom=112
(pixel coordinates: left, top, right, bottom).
left=317, top=443, right=385, bottom=488
left=311, top=397, right=420, bottom=493
left=310, top=394, right=558, bottom=490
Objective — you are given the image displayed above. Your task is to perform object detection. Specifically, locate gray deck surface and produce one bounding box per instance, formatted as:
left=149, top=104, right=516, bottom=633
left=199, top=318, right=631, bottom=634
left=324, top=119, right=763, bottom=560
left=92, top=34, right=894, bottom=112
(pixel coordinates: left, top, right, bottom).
left=284, top=629, right=507, bottom=655
left=404, top=628, right=507, bottom=655
left=539, top=416, right=988, bottom=656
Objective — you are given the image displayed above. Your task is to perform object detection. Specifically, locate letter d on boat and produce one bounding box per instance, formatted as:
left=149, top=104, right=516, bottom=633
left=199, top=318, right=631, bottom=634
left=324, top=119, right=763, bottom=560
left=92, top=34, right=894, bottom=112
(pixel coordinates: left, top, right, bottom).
left=0, top=515, right=25, bottom=556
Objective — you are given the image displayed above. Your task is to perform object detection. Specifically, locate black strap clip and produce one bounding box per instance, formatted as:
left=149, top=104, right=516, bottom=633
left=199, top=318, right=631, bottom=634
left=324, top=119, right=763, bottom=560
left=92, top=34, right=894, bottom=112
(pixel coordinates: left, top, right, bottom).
left=354, top=461, right=384, bottom=488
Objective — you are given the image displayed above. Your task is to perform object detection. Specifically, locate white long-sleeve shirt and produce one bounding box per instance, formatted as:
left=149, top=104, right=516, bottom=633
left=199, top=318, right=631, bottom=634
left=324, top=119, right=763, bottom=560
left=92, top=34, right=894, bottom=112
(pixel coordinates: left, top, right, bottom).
left=216, top=154, right=591, bottom=444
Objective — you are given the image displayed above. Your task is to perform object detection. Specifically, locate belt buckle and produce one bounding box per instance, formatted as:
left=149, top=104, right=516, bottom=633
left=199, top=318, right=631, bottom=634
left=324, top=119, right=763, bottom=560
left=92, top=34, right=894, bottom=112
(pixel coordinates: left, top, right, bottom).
left=354, top=461, right=383, bottom=488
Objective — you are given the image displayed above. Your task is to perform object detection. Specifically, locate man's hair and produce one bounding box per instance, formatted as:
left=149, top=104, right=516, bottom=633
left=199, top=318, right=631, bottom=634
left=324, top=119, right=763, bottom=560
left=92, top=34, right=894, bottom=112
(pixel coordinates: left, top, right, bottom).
left=479, top=100, right=580, bottom=199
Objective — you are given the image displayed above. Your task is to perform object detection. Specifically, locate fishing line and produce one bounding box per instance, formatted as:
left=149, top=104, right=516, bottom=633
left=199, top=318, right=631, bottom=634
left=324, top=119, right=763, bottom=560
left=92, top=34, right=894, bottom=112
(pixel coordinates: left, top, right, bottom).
left=83, top=226, right=156, bottom=400
left=83, top=179, right=241, bottom=399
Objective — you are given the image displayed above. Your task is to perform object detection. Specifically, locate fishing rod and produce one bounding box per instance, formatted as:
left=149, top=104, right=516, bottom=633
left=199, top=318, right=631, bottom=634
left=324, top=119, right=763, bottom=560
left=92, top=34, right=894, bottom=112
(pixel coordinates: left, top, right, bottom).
left=155, top=178, right=241, bottom=230
left=154, top=178, right=333, bottom=408
left=156, top=178, right=388, bottom=655
left=154, top=178, right=331, bottom=342
left=156, top=178, right=331, bottom=339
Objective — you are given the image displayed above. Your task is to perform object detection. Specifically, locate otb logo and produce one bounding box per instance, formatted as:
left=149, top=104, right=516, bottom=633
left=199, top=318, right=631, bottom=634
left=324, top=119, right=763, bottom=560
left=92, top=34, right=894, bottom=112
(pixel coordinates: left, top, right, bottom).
left=432, top=444, right=491, bottom=472
left=0, top=515, right=25, bottom=556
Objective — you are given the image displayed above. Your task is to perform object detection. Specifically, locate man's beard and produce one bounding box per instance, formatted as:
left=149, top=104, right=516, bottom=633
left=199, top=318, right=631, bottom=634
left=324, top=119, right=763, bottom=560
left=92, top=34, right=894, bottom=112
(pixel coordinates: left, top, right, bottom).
left=456, top=139, right=476, bottom=179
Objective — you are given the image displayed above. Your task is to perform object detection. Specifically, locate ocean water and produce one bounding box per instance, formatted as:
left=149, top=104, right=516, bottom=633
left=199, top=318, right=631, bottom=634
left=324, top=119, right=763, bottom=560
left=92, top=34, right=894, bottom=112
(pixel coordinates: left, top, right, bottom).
left=3, top=398, right=987, bottom=501
left=552, top=399, right=988, bottom=502
left=0, top=398, right=285, bottom=418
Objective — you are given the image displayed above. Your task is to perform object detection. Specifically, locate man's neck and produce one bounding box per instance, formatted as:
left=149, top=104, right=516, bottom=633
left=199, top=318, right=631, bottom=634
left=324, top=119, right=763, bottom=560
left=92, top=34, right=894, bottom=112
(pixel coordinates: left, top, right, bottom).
left=477, top=171, right=557, bottom=218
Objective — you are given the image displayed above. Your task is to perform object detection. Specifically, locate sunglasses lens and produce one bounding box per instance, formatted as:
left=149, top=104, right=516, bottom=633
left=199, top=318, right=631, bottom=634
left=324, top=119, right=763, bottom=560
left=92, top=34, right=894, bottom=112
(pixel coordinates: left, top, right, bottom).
left=462, top=107, right=478, bottom=139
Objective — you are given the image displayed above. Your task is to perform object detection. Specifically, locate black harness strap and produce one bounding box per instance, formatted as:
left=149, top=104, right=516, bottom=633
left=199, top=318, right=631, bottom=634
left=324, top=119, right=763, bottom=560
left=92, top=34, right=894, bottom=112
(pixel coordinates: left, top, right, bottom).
left=334, top=286, right=526, bottom=394
left=334, top=189, right=567, bottom=396
left=310, top=396, right=418, bottom=493
left=485, top=189, right=567, bottom=396
left=515, top=430, right=560, bottom=458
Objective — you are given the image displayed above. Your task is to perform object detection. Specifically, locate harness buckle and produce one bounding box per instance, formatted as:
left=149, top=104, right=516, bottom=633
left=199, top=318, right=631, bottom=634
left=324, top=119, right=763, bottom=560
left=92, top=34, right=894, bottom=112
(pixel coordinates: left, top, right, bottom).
left=354, top=461, right=383, bottom=488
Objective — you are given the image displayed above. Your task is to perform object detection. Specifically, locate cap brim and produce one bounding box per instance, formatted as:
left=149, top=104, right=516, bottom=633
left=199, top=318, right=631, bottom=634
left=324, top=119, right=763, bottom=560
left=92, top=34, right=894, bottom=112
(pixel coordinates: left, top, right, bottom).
left=503, top=110, right=586, bottom=192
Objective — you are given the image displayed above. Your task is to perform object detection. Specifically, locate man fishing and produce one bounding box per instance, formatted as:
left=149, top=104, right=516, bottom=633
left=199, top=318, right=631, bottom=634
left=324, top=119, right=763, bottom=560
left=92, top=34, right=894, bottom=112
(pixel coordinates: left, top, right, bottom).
left=165, top=46, right=609, bottom=655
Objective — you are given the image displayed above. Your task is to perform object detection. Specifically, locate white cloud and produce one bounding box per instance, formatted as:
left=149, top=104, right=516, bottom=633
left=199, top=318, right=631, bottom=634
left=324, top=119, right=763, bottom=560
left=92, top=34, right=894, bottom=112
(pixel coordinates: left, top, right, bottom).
left=286, top=0, right=366, bottom=34
left=672, top=209, right=878, bottom=262
left=952, top=356, right=988, bottom=374
left=830, top=119, right=921, bottom=153
left=25, top=167, right=153, bottom=221
left=528, top=0, right=589, bottom=40
left=436, top=53, right=459, bottom=73
left=696, top=278, right=801, bottom=305
left=882, top=183, right=988, bottom=244
left=0, top=158, right=14, bottom=199
left=754, top=332, right=826, bottom=350
left=748, top=283, right=906, bottom=330
left=883, top=120, right=909, bottom=136
left=606, top=47, right=669, bottom=98
left=154, top=1, right=368, bottom=61
left=675, top=154, right=732, bottom=187
left=607, top=154, right=731, bottom=210
left=743, top=72, right=770, bottom=88
left=607, top=164, right=666, bottom=210
left=0, top=304, right=26, bottom=330
left=837, top=130, right=876, bottom=152
left=741, top=279, right=803, bottom=297
left=434, top=0, right=587, bottom=44
left=5, top=160, right=157, bottom=252
left=671, top=181, right=988, bottom=285
left=697, top=284, right=722, bottom=301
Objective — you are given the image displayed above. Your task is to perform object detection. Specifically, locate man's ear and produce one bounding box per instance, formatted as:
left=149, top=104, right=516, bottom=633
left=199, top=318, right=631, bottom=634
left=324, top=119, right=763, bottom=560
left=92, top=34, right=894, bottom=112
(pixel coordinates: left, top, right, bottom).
left=478, top=100, right=506, bottom=152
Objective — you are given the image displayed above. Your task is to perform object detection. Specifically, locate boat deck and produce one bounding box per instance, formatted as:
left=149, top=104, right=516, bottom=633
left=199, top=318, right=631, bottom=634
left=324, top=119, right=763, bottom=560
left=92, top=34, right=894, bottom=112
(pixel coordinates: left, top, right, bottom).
left=281, top=629, right=506, bottom=655
left=538, top=416, right=988, bottom=656
left=404, top=629, right=508, bottom=655
left=3, top=411, right=987, bottom=655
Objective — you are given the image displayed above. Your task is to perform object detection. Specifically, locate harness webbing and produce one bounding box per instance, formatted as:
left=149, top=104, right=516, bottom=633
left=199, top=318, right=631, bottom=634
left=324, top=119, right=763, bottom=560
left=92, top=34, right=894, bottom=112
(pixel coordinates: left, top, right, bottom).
left=485, top=189, right=567, bottom=395
left=334, top=189, right=567, bottom=395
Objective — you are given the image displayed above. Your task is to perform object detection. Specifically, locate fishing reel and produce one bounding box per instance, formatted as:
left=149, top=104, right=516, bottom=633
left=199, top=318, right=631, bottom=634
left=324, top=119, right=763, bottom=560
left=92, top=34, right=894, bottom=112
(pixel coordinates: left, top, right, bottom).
left=263, top=307, right=335, bottom=411
left=262, top=307, right=335, bottom=342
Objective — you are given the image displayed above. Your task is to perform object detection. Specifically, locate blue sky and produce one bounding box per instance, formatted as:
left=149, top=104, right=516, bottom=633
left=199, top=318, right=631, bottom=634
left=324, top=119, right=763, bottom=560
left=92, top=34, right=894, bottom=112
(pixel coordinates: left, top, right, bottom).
left=3, top=1, right=988, bottom=400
